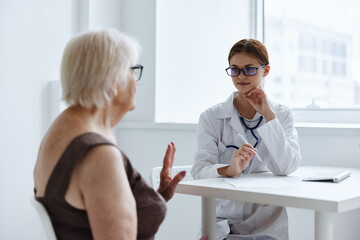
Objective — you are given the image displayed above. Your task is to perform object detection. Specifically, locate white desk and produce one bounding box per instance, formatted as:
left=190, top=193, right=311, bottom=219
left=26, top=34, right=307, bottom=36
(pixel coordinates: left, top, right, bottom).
left=175, top=166, right=360, bottom=240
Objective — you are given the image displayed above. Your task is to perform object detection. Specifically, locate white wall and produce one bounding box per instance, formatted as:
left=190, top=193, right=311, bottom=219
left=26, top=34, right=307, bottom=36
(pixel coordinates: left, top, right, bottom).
left=0, top=1, right=74, bottom=239
left=1, top=1, right=359, bottom=240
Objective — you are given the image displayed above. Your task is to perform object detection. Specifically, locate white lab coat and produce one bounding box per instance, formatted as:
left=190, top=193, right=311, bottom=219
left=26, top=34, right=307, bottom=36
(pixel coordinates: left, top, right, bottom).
left=191, top=92, right=302, bottom=240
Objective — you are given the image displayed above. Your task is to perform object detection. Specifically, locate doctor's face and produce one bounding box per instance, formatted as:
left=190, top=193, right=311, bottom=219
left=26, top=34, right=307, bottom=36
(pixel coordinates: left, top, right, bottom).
left=228, top=52, right=269, bottom=94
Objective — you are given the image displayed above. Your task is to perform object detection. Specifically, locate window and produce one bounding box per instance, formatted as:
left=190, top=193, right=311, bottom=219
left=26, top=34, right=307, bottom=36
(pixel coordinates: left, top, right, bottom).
left=264, top=0, right=360, bottom=113
left=156, top=0, right=252, bottom=123
left=299, top=55, right=317, bottom=73
left=155, top=0, right=360, bottom=123
left=332, top=62, right=346, bottom=76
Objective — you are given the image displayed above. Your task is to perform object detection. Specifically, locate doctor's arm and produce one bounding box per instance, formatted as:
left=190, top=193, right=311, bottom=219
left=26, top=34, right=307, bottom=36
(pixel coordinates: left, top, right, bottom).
left=191, top=112, right=229, bottom=179
left=217, top=143, right=255, bottom=177
left=257, top=106, right=302, bottom=176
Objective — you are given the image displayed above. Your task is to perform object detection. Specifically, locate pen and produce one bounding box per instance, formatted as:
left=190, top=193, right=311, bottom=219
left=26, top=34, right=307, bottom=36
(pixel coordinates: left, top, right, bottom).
left=237, top=134, right=263, bottom=162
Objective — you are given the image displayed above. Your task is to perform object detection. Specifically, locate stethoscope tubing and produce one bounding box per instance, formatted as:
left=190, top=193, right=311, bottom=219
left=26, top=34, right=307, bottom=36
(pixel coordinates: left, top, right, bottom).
left=225, top=116, right=264, bottom=149
left=240, top=116, right=263, bottom=148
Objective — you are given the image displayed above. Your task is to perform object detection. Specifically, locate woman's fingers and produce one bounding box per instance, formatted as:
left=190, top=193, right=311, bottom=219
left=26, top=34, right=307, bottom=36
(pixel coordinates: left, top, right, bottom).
left=169, top=142, right=176, bottom=168
left=165, top=142, right=176, bottom=169
left=160, top=142, right=176, bottom=179
left=158, top=171, right=185, bottom=202
left=167, top=171, right=185, bottom=193
left=158, top=142, right=183, bottom=202
left=162, top=143, right=172, bottom=169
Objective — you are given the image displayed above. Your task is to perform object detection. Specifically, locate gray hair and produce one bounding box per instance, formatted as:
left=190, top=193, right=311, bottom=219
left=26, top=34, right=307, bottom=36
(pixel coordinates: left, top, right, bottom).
left=61, top=28, right=140, bottom=109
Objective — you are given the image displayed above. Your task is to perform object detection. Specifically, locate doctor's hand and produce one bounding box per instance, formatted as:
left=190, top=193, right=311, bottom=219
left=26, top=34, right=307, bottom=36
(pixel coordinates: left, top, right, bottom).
left=217, top=143, right=256, bottom=177
left=157, top=142, right=186, bottom=202
left=244, top=88, right=276, bottom=122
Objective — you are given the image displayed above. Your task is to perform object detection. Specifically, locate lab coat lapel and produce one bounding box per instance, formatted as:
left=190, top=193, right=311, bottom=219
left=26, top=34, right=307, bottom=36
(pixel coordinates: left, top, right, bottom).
left=229, top=112, right=246, bottom=137
left=223, top=92, right=246, bottom=137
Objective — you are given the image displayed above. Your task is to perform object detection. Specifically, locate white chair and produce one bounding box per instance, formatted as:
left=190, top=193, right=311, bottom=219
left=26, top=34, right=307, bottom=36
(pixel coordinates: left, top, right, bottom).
left=31, top=197, right=57, bottom=240
left=150, top=165, right=193, bottom=190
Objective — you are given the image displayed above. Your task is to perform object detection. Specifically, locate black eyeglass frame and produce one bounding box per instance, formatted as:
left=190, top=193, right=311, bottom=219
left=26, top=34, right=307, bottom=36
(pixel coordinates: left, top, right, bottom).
left=130, top=64, right=144, bottom=81
left=225, top=65, right=266, bottom=77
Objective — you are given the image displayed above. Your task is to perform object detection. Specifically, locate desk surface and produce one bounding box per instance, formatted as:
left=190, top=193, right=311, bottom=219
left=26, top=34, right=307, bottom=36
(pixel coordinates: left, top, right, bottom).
left=176, top=166, right=360, bottom=213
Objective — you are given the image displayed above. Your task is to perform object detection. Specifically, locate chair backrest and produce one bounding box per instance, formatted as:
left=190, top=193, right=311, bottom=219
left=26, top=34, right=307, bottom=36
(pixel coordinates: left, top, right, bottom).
left=31, top=197, right=57, bottom=240
left=150, top=165, right=193, bottom=190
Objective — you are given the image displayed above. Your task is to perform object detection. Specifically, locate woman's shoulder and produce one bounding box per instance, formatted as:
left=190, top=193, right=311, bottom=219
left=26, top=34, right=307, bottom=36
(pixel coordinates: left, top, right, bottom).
left=78, top=143, right=126, bottom=188
left=83, top=143, right=123, bottom=163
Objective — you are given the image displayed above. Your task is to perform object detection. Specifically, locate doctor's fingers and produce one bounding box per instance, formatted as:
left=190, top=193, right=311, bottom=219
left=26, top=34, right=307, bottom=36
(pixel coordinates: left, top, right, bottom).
left=238, top=151, right=254, bottom=161
left=240, top=142, right=255, bottom=148
left=234, top=150, right=253, bottom=161
left=237, top=148, right=256, bottom=159
left=240, top=144, right=257, bottom=153
left=245, top=88, right=265, bottom=98
left=244, top=90, right=267, bottom=105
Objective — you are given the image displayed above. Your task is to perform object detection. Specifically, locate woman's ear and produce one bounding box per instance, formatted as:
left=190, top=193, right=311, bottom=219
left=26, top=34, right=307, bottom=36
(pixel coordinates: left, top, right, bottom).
left=111, top=85, right=119, bottom=97
left=263, top=65, right=270, bottom=77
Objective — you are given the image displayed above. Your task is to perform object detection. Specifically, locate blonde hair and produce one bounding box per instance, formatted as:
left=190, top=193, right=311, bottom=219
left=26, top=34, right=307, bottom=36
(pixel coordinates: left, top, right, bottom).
left=61, top=28, right=140, bottom=109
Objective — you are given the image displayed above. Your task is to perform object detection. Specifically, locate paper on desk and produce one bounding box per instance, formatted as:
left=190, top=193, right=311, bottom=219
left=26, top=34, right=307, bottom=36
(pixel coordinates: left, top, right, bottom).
left=223, top=173, right=296, bottom=188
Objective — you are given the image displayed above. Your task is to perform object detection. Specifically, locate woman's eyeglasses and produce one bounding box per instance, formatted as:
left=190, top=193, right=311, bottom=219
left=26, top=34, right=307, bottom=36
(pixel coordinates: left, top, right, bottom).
left=130, top=64, right=144, bottom=81
left=225, top=65, right=266, bottom=77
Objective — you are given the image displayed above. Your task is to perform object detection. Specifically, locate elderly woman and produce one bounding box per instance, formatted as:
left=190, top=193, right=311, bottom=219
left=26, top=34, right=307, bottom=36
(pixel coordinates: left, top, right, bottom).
left=33, top=29, right=186, bottom=240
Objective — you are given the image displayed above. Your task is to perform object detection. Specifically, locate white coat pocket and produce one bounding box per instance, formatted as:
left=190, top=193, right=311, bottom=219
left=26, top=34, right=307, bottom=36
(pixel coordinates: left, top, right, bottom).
left=218, top=141, right=237, bottom=165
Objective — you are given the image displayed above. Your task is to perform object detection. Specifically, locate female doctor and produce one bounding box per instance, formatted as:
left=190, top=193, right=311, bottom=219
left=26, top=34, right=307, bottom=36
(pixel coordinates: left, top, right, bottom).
left=191, top=39, right=302, bottom=240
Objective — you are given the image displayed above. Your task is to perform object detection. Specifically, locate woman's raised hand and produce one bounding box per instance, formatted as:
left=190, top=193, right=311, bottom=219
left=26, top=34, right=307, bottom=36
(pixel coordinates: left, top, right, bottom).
left=157, top=142, right=186, bottom=202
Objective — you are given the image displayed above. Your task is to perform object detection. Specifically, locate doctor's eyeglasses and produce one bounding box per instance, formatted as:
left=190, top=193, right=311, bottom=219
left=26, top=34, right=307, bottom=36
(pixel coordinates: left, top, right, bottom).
left=130, top=64, right=144, bottom=81
left=225, top=65, right=266, bottom=77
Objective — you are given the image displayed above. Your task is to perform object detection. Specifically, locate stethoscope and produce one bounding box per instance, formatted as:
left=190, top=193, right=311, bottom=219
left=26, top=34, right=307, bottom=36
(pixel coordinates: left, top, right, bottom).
left=226, top=115, right=263, bottom=150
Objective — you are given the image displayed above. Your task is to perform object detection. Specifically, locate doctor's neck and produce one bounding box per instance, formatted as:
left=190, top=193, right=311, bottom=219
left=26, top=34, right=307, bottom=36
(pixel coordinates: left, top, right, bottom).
left=234, top=93, right=256, bottom=119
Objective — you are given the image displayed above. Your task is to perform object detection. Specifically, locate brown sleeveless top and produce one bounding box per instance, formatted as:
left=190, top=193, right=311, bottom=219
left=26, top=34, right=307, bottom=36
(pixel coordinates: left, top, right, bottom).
left=35, top=132, right=167, bottom=240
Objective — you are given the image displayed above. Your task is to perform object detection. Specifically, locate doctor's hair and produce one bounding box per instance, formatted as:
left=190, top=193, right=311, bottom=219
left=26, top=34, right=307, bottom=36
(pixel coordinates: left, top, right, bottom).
left=60, top=28, right=140, bottom=109
left=228, top=39, right=269, bottom=66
